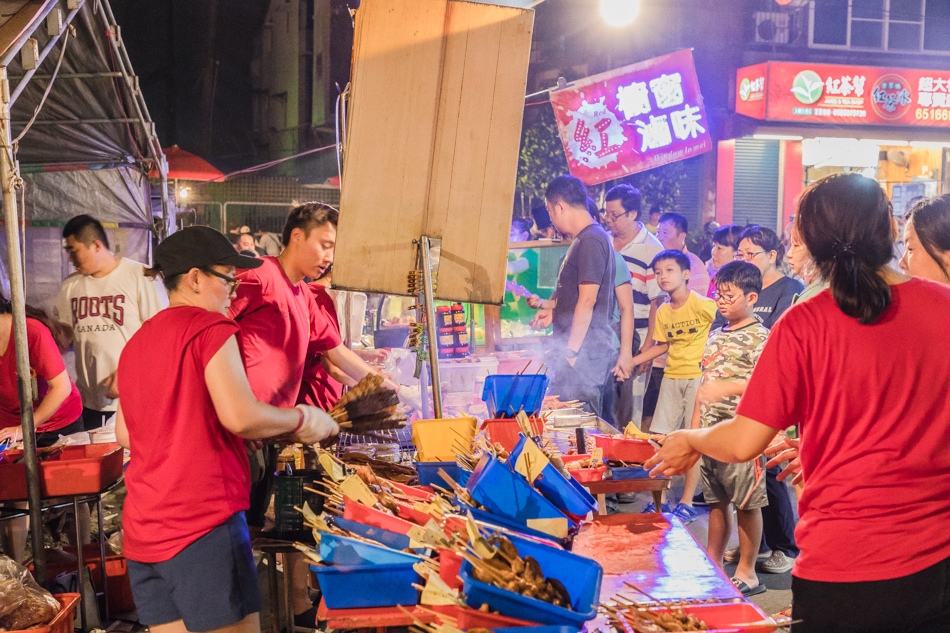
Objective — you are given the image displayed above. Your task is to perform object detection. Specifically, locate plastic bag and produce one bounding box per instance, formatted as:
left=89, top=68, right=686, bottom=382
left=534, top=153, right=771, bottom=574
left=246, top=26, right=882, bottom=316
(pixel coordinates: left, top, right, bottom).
left=0, top=555, right=60, bottom=631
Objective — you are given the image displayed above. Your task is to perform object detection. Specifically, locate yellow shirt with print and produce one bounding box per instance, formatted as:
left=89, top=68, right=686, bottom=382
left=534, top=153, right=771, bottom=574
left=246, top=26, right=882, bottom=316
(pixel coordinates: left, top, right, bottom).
left=653, top=291, right=717, bottom=379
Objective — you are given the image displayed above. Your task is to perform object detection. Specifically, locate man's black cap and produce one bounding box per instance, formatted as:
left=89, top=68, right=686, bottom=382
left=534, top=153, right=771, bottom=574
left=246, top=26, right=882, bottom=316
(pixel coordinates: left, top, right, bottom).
left=155, top=226, right=263, bottom=278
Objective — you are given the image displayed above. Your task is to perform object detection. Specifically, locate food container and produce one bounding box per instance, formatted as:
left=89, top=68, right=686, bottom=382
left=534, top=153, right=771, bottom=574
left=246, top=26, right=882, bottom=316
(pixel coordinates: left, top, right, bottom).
left=433, top=604, right=537, bottom=629
left=332, top=516, right=413, bottom=551
left=412, top=417, right=478, bottom=462
left=610, top=465, right=651, bottom=480
left=0, top=444, right=123, bottom=500
left=414, top=461, right=471, bottom=488
left=12, top=594, right=81, bottom=633
left=592, top=434, right=655, bottom=463
left=459, top=529, right=602, bottom=627
left=481, top=375, right=549, bottom=418
left=35, top=545, right=134, bottom=613
left=482, top=417, right=545, bottom=452
left=465, top=455, right=576, bottom=539
left=343, top=499, right=417, bottom=536
left=627, top=602, right=775, bottom=633
left=561, top=454, right=607, bottom=483
left=318, top=532, right=422, bottom=566
left=447, top=506, right=564, bottom=546
left=312, top=563, right=420, bottom=608
left=507, top=436, right=598, bottom=518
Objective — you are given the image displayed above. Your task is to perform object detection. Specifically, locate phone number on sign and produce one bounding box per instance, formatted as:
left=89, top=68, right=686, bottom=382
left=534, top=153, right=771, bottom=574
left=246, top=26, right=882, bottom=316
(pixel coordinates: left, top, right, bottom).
left=916, top=108, right=950, bottom=121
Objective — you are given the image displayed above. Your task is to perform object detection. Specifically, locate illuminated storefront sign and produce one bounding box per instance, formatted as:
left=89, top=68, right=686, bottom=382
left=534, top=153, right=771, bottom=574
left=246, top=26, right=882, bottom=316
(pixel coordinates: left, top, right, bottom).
left=736, top=61, right=950, bottom=127
left=550, top=49, right=712, bottom=186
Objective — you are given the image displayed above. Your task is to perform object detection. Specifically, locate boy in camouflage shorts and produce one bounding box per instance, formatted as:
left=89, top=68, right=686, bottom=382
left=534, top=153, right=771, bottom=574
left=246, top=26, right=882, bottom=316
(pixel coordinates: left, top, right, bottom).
left=691, top=261, right=769, bottom=597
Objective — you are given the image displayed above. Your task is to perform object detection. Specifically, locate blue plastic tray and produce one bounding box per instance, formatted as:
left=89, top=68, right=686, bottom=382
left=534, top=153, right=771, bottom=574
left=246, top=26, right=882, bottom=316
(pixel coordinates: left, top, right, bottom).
left=318, top=532, right=421, bottom=566
left=415, top=462, right=471, bottom=488
left=493, top=627, right=578, bottom=633
left=459, top=526, right=602, bottom=626
left=465, top=456, right=576, bottom=538
left=481, top=374, right=549, bottom=417
left=312, top=562, right=420, bottom=608
left=508, top=435, right=598, bottom=517
left=610, top=465, right=650, bottom=480
left=331, top=516, right=413, bottom=551
left=457, top=503, right=564, bottom=545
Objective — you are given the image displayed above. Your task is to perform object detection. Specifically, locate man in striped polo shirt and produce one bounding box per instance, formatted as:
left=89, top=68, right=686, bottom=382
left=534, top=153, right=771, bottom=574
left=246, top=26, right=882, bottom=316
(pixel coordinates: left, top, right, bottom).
left=604, top=184, right=665, bottom=428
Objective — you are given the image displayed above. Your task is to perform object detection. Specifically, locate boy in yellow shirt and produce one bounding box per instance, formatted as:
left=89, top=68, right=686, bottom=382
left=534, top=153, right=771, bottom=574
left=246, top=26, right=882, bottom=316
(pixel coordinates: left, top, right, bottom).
left=630, top=250, right=716, bottom=520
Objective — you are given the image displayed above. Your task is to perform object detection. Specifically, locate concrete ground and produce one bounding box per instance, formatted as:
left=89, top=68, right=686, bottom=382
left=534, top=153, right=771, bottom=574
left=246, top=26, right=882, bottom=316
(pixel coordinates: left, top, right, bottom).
left=616, top=473, right=799, bottom=621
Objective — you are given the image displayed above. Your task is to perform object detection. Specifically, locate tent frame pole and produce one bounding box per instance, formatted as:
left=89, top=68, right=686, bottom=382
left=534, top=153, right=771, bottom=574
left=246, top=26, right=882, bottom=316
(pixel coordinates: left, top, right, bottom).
left=0, top=67, right=46, bottom=583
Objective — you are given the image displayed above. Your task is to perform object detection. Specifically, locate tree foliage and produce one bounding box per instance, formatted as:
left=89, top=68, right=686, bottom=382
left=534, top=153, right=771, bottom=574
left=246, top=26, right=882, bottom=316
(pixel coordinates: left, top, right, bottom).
left=516, top=108, right=568, bottom=200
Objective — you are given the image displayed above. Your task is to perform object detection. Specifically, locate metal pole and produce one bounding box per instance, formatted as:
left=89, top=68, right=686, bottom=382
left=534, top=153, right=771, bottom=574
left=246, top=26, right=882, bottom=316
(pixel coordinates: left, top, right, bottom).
left=0, top=67, right=46, bottom=583
left=420, top=236, right=443, bottom=419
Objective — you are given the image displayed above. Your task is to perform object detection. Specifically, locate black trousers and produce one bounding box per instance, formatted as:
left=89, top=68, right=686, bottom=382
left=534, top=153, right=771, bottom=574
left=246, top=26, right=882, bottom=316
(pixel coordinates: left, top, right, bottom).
left=761, top=465, right=800, bottom=557
left=791, top=554, right=950, bottom=633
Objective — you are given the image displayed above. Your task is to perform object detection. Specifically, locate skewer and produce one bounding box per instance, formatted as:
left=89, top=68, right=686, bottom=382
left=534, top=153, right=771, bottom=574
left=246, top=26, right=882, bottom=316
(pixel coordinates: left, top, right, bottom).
left=623, top=581, right=660, bottom=604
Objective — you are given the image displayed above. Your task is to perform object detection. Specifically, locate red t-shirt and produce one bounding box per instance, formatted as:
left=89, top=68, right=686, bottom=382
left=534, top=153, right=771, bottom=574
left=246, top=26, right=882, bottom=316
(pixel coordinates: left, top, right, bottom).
left=228, top=257, right=341, bottom=407
left=117, top=307, right=249, bottom=563
left=737, top=278, right=950, bottom=583
left=297, top=284, right=344, bottom=410
left=0, top=318, right=81, bottom=432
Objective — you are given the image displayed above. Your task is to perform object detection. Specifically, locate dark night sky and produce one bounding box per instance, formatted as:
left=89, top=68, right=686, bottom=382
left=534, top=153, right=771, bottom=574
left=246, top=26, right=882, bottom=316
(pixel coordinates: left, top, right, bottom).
left=112, top=1, right=270, bottom=173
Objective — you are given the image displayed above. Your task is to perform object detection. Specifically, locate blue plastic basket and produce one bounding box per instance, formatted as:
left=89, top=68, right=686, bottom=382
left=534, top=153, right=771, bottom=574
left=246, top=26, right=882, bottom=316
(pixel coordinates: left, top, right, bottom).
left=312, top=562, right=420, bottom=608
left=459, top=527, right=602, bottom=626
left=458, top=503, right=565, bottom=545
left=331, top=516, right=413, bottom=551
left=415, top=462, right=471, bottom=488
left=507, top=435, right=598, bottom=518
left=481, top=374, right=549, bottom=417
left=318, top=532, right=422, bottom=566
left=610, top=465, right=651, bottom=480
left=465, top=455, right=576, bottom=539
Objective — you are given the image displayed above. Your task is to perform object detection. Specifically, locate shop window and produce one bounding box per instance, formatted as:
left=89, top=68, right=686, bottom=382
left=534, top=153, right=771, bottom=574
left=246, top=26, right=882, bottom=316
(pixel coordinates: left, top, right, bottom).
left=809, top=0, right=947, bottom=53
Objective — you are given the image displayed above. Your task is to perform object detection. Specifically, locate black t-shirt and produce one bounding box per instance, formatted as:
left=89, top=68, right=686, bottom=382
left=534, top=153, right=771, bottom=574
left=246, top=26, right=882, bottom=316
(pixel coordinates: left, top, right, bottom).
left=552, top=223, right=616, bottom=351
left=753, top=275, right=804, bottom=329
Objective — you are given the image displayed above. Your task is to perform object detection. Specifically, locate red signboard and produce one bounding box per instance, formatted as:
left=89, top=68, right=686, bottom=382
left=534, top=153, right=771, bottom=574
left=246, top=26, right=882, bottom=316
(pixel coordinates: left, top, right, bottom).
left=735, top=63, right=767, bottom=120
left=550, top=49, right=712, bottom=186
left=736, top=61, right=950, bottom=127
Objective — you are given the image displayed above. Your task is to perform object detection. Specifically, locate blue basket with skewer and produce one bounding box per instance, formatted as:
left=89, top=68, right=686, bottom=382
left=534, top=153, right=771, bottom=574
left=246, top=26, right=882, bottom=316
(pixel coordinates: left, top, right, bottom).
left=481, top=374, right=549, bottom=418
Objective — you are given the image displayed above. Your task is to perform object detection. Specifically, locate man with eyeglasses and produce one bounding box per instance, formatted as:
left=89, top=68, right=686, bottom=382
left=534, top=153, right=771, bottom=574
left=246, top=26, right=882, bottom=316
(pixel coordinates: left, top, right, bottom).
left=603, top=184, right=664, bottom=428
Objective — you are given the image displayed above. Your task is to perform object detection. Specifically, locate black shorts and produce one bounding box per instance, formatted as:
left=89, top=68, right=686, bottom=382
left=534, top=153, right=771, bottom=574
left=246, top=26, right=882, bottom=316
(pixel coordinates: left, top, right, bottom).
left=642, top=367, right=664, bottom=417
left=82, top=408, right=113, bottom=432
left=127, top=512, right=262, bottom=631
left=36, top=416, right=84, bottom=448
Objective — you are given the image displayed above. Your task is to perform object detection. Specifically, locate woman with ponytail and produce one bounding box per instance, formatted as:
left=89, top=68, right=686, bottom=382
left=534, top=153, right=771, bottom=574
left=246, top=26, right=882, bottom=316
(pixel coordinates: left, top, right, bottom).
left=645, top=173, right=950, bottom=632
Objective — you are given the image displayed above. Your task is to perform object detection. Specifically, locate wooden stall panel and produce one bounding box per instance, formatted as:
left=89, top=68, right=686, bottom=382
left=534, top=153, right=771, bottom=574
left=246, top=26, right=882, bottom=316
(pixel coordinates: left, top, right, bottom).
left=335, top=0, right=449, bottom=299
left=334, top=0, right=534, bottom=305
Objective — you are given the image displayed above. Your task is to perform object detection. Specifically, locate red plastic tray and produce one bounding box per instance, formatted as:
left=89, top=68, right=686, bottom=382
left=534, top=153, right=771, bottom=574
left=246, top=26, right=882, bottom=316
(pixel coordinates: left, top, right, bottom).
left=593, top=434, right=655, bottom=463
left=482, top=417, right=545, bottom=452
left=561, top=454, right=607, bottom=483
left=432, top=604, right=537, bottom=628
left=438, top=548, right=463, bottom=589
left=343, top=499, right=417, bottom=536
left=32, top=545, right=135, bottom=613
left=384, top=479, right=435, bottom=501
left=8, top=593, right=80, bottom=633
left=0, top=443, right=122, bottom=500
left=631, top=602, right=775, bottom=632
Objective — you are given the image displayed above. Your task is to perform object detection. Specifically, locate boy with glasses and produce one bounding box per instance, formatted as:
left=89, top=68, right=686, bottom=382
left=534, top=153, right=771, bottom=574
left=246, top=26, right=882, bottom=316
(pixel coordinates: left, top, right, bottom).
left=696, top=261, right=769, bottom=597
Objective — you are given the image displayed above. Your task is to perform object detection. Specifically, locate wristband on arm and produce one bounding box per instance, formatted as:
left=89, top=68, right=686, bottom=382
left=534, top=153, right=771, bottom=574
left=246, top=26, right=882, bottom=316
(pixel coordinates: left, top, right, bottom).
left=293, top=407, right=305, bottom=434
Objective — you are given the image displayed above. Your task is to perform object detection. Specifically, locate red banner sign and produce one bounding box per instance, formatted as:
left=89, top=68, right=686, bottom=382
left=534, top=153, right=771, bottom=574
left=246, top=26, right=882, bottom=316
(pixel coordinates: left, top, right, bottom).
left=550, top=49, right=712, bottom=186
left=736, top=61, right=950, bottom=127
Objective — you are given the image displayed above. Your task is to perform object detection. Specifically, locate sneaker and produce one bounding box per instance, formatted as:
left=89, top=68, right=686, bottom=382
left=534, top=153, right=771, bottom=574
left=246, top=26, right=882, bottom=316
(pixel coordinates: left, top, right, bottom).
left=672, top=503, right=700, bottom=524
left=642, top=502, right=671, bottom=513
left=724, top=548, right=771, bottom=563
left=758, top=550, right=795, bottom=574
left=617, top=492, right=640, bottom=504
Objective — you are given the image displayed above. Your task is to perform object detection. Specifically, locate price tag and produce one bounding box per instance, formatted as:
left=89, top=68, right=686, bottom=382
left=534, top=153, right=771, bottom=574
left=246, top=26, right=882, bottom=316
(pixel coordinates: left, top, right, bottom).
left=591, top=447, right=604, bottom=461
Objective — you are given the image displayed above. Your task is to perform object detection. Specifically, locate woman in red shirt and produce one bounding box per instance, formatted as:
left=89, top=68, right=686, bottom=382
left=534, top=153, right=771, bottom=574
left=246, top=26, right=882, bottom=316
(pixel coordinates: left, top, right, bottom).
left=116, top=226, right=339, bottom=633
left=0, top=293, right=83, bottom=563
left=646, top=173, right=950, bottom=632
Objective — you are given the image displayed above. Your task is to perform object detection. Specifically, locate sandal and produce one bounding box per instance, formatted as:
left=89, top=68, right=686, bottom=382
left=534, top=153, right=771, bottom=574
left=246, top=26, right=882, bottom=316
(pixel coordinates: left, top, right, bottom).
left=731, top=577, right=766, bottom=597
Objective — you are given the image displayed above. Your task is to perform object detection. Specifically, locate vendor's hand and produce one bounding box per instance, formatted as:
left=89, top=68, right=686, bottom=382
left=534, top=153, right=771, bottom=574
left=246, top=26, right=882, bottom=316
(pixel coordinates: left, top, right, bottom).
left=381, top=376, right=400, bottom=392
left=643, top=431, right=702, bottom=477
left=527, top=294, right=543, bottom=309
left=294, top=405, right=340, bottom=445
left=244, top=439, right=264, bottom=452
left=357, top=348, right=389, bottom=364
left=0, top=426, right=22, bottom=444
left=103, top=371, right=119, bottom=399
left=765, top=436, right=803, bottom=485
left=612, top=354, right=635, bottom=381
left=530, top=308, right=552, bottom=331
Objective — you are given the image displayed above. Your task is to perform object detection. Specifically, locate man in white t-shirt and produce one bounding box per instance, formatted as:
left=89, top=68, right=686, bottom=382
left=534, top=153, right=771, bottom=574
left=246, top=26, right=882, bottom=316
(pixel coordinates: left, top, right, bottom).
left=54, top=215, right=168, bottom=430
left=604, top=184, right=664, bottom=428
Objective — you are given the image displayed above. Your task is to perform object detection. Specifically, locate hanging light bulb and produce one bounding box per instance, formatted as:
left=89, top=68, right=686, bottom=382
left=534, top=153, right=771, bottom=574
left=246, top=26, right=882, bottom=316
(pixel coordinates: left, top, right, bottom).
left=600, top=0, right=639, bottom=27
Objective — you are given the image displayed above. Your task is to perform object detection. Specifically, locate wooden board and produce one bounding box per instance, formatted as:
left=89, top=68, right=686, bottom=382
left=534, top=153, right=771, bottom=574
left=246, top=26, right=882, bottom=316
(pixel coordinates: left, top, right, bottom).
left=334, top=0, right=534, bottom=304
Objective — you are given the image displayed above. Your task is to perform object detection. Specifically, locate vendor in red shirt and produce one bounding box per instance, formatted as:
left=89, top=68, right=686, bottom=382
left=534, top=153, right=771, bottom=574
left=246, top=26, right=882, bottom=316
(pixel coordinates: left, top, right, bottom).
left=115, top=226, right=337, bottom=633
left=0, top=294, right=83, bottom=563
left=645, top=173, right=950, bottom=633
